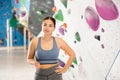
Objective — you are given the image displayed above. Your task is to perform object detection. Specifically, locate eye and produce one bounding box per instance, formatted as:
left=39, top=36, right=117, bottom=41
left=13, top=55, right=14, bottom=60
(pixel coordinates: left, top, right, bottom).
left=43, top=23, right=47, bottom=26
left=49, top=24, right=52, bottom=27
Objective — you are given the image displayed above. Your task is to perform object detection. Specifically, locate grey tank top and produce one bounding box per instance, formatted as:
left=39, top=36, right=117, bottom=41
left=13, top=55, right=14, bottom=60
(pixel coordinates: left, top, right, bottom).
left=35, top=37, right=59, bottom=64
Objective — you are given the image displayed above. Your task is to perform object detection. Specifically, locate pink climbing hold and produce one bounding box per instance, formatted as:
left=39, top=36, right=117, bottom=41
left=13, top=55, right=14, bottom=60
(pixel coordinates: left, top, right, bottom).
left=95, top=0, right=119, bottom=20
left=85, top=6, right=100, bottom=31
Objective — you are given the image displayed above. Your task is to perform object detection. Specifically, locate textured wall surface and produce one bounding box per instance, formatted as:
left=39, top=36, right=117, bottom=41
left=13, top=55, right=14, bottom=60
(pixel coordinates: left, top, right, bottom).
left=1, top=0, right=119, bottom=79
left=29, top=0, right=54, bottom=36
left=0, top=0, right=12, bottom=46
left=52, top=0, right=120, bottom=80
left=0, top=0, right=30, bottom=46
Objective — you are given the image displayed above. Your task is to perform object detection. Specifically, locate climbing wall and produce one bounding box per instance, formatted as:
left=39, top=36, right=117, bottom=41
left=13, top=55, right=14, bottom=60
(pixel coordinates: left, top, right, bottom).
left=0, top=0, right=30, bottom=46
left=10, top=0, right=30, bottom=46
left=28, top=0, right=120, bottom=80
left=0, top=0, right=12, bottom=46
left=53, top=0, right=120, bottom=80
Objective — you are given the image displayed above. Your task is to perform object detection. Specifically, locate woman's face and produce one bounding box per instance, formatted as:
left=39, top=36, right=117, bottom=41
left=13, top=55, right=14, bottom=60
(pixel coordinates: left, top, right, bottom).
left=42, top=19, right=55, bottom=35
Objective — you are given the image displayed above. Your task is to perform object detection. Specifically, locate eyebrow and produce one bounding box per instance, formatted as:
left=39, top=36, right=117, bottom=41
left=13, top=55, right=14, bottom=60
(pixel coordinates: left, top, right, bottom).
left=44, top=23, right=53, bottom=25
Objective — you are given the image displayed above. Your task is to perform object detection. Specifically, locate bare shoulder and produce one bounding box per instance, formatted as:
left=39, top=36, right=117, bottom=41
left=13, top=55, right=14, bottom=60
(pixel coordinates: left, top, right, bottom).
left=29, top=37, right=39, bottom=49
left=54, top=37, right=63, bottom=43
left=30, top=37, right=38, bottom=43
left=54, top=37, right=65, bottom=47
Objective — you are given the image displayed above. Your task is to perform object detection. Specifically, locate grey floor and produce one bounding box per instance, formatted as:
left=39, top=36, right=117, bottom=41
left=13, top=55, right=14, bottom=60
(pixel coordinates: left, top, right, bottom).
left=0, top=47, right=35, bottom=80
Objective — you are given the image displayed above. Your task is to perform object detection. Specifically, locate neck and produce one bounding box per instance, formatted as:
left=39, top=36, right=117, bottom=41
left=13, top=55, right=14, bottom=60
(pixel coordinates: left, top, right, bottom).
left=43, top=35, right=52, bottom=41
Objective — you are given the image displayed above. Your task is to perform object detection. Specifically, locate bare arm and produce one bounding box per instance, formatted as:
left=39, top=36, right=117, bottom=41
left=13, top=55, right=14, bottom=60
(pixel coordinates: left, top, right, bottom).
left=27, top=38, right=36, bottom=65
left=56, top=38, right=75, bottom=73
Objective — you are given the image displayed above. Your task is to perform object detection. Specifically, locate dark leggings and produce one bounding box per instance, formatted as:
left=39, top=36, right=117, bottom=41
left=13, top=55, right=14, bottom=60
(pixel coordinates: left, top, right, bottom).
left=35, top=65, right=63, bottom=80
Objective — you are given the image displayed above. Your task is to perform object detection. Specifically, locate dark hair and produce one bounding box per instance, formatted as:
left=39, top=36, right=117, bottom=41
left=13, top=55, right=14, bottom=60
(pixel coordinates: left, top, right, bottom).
left=43, top=16, right=56, bottom=28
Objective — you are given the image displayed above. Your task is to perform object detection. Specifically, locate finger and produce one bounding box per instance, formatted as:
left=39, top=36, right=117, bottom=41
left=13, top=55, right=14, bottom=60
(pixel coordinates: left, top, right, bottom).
left=55, top=68, right=63, bottom=73
left=55, top=68, right=60, bottom=72
left=56, top=66, right=61, bottom=69
left=60, top=69, right=67, bottom=73
left=55, top=67, right=62, bottom=71
left=55, top=69, right=59, bottom=72
left=56, top=68, right=67, bottom=74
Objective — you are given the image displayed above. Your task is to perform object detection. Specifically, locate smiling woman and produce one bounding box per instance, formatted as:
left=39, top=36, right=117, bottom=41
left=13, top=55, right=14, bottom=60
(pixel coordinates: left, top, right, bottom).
left=27, top=16, right=75, bottom=80
left=42, top=17, right=56, bottom=35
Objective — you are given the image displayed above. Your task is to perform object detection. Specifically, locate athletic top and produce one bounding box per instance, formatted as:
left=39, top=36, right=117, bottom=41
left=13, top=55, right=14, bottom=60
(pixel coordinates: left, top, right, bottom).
left=35, top=37, right=59, bottom=64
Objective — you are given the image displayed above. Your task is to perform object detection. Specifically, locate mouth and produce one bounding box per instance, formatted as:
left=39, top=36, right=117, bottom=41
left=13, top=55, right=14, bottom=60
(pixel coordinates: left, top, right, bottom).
left=44, top=30, right=49, bottom=32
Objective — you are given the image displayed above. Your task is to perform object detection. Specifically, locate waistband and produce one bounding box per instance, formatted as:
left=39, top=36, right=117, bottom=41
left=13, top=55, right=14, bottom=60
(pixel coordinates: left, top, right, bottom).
left=35, top=65, right=58, bottom=76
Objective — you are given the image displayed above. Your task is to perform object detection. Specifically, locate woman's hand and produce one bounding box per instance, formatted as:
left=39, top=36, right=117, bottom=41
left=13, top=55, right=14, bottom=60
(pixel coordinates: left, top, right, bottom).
left=55, top=66, right=68, bottom=74
left=34, top=61, right=41, bottom=69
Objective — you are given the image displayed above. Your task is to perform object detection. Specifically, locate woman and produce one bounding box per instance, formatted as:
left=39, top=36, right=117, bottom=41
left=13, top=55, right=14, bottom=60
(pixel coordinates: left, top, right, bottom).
left=27, top=16, right=75, bottom=80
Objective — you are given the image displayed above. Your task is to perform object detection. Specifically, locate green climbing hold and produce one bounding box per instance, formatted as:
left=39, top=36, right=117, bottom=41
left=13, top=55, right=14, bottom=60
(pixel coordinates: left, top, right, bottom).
left=9, top=18, right=18, bottom=28
left=60, top=0, right=67, bottom=8
left=75, top=32, right=80, bottom=42
left=21, top=0, right=25, bottom=6
left=73, top=57, right=78, bottom=65
left=36, top=11, right=42, bottom=16
left=32, top=7, right=36, bottom=11
left=54, top=9, right=64, bottom=21
left=38, top=18, right=42, bottom=22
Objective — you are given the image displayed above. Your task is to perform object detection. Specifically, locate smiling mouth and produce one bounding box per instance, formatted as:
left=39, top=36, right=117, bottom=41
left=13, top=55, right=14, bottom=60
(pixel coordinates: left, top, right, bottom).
left=44, top=30, right=49, bottom=32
